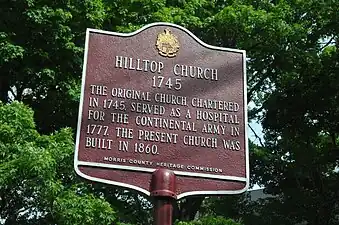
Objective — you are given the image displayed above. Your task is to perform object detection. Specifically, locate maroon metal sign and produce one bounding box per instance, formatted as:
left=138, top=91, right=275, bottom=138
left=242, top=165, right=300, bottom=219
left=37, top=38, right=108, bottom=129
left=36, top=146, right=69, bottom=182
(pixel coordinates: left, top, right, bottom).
left=74, top=22, right=248, bottom=199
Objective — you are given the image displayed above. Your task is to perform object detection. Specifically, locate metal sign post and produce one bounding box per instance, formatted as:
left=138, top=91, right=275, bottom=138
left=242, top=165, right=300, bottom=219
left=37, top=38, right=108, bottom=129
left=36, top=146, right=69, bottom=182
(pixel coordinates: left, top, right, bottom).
left=150, top=169, right=176, bottom=225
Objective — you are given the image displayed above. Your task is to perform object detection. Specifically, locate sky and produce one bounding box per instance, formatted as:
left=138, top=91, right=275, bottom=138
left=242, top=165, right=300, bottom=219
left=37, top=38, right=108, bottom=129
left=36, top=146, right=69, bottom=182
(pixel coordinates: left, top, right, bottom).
left=248, top=120, right=264, bottom=190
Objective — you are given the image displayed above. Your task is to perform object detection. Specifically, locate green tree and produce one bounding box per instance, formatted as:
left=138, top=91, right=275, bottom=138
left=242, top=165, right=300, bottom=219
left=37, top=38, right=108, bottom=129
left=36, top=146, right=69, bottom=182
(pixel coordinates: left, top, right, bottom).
left=0, top=0, right=106, bottom=133
left=176, top=216, right=243, bottom=225
left=2, top=0, right=339, bottom=224
left=251, top=47, right=339, bottom=225
left=248, top=1, right=339, bottom=225
left=0, top=101, right=116, bottom=224
left=209, top=1, right=339, bottom=225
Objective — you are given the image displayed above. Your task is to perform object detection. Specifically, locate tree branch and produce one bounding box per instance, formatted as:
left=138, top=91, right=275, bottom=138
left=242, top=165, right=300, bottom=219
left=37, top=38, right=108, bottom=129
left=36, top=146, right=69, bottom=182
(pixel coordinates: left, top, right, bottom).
left=247, top=72, right=270, bottom=104
left=178, top=197, right=205, bottom=221
left=320, top=36, right=335, bottom=51
left=248, top=104, right=266, bottom=120
left=249, top=124, right=265, bottom=147
left=331, top=133, right=336, bottom=148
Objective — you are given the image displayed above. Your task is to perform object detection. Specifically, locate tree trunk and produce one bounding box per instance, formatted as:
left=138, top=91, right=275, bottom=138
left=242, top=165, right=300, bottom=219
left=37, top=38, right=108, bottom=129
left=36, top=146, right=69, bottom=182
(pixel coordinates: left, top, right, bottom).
left=0, top=76, right=10, bottom=103
left=173, top=197, right=205, bottom=222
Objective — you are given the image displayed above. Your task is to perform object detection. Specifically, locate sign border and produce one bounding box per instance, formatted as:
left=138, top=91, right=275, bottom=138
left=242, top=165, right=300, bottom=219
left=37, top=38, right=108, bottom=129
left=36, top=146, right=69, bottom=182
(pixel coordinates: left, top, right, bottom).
left=74, top=22, right=249, bottom=199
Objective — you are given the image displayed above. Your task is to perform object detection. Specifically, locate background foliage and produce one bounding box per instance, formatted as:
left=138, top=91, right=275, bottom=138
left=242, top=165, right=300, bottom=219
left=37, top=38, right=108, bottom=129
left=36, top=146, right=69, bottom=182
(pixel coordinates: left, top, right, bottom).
left=0, top=0, right=338, bottom=224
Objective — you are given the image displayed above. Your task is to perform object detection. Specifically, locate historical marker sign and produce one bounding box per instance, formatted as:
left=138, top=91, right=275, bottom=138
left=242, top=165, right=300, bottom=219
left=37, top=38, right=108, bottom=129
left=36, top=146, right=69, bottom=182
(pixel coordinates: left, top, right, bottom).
left=74, top=23, right=248, bottom=199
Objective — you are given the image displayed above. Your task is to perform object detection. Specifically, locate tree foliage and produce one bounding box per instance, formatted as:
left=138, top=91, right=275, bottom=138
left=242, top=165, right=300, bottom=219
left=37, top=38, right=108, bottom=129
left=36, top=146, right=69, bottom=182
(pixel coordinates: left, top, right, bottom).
left=0, top=101, right=116, bottom=224
left=0, top=0, right=106, bottom=133
left=176, top=216, right=242, bottom=225
left=1, top=0, right=339, bottom=224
